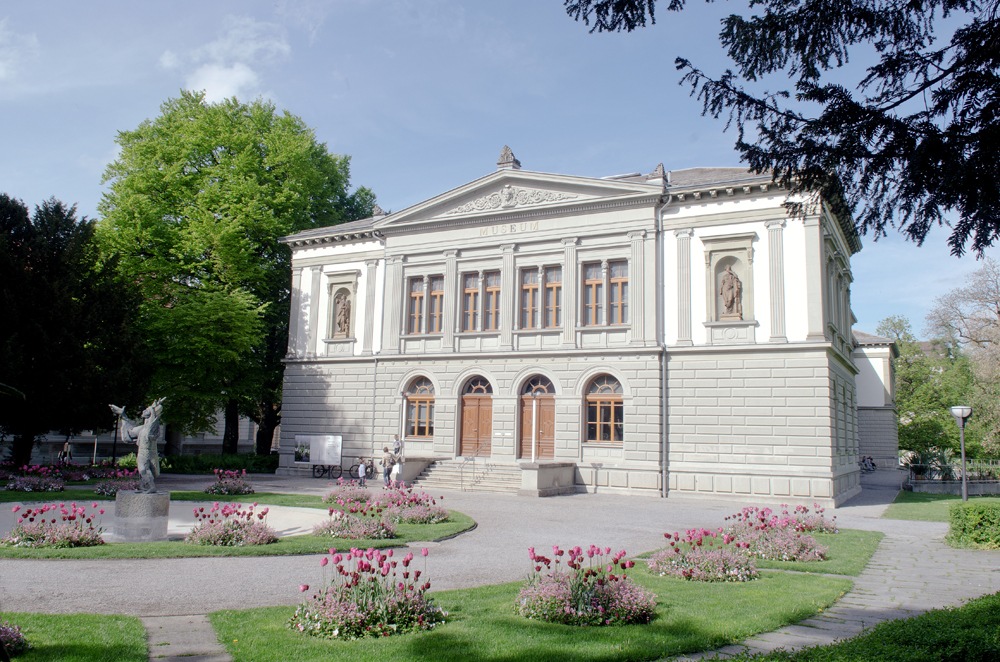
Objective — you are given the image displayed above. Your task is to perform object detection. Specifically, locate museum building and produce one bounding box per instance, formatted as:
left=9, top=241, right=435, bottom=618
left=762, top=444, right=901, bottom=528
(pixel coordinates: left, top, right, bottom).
left=277, top=147, right=867, bottom=506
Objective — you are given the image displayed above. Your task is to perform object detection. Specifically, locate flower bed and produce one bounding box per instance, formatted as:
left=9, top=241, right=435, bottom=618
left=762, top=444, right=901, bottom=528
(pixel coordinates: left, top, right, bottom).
left=289, top=547, right=446, bottom=639
left=203, top=469, right=255, bottom=496
left=5, top=475, right=65, bottom=492
left=321, top=482, right=449, bottom=526
left=649, top=504, right=835, bottom=582
left=517, top=544, right=656, bottom=626
left=93, top=477, right=140, bottom=497
left=0, top=619, right=29, bottom=656
left=1, top=502, right=106, bottom=548
left=185, top=502, right=277, bottom=546
left=312, top=510, right=396, bottom=540
left=648, top=529, right=758, bottom=582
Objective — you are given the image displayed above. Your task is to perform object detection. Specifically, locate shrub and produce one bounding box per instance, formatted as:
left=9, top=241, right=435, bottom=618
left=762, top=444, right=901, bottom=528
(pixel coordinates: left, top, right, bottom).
left=290, top=547, right=445, bottom=640
left=517, top=544, right=656, bottom=626
left=203, top=468, right=255, bottom=495
left=1, top=502, right=106, bottom=548
left=312, top=511, right=396, bottom=540
left=185, top=502, right=277, bottom=546
left=948, top=501, right=1000, bottom=549
left=5, top=475, right=65, bottom=492
left=0, top=619, right=29, bottom=656
left=648, top=529, right=758, bottom=582
left=93, top=478, right=140, bottom=497
left=161, top=453, right=278, bottom=475
left=116, top=453, right=138, bottom=469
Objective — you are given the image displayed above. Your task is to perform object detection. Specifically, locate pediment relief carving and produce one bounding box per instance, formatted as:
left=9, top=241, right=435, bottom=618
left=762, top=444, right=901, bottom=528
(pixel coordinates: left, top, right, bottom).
left=445, top=184, right=579, bottom=216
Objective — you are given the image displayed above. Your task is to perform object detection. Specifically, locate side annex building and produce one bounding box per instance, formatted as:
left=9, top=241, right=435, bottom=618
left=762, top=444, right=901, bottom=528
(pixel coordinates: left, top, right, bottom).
left=278, top=148, right=867, bottom=506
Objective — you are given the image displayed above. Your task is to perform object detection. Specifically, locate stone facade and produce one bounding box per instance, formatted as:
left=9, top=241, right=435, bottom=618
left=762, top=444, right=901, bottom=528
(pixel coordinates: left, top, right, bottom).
left=853, top=330, right=899, bottom=467
left=278, top=149, right=874, bottom=506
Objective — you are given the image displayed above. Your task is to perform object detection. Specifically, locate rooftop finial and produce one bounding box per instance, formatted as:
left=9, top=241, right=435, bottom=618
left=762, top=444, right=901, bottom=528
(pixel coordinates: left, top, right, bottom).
left=497, top=145, right=521, bottom=170
left=371, top=203, right=385, bottom=218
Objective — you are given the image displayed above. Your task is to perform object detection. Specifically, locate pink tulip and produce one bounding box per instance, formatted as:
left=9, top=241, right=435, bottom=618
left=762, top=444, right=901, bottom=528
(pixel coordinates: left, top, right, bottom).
left=299, top=584, right=309, bottom=592
left=320, top=557, right=329, bottom=567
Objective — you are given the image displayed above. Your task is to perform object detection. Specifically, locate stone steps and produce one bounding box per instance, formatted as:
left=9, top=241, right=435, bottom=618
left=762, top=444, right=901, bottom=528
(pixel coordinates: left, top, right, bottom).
left=414, top=460, right=521, bottom=494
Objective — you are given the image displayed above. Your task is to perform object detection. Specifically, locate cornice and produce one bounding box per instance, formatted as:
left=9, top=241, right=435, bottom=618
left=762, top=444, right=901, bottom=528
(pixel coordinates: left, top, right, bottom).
left=282, top=230, right=379, bottom=249
left=665, top=181, right=781, bottom=204
left=379, top=192, right=665, bottom=237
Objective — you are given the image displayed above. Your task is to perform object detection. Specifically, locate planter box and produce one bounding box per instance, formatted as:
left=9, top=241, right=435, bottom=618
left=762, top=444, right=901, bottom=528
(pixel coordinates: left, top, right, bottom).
left=518, top=462, right=577, bottom=497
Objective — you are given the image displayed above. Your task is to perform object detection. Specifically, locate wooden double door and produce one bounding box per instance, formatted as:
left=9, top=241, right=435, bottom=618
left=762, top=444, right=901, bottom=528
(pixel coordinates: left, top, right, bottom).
left=518, top=395, right=554, bottom=460
left=460, top=395, right=492, bottom=457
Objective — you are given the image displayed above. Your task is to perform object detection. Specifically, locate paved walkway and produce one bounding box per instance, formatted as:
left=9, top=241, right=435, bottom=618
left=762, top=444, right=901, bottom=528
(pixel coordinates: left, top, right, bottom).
left=2, top=470, right=999, bottom=661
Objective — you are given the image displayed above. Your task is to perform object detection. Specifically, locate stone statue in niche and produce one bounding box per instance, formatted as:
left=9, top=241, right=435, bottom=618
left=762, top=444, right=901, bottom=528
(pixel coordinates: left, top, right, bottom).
left=719, top=265, right=743, bottom=320
left=335, top=292, right=351, bottom=336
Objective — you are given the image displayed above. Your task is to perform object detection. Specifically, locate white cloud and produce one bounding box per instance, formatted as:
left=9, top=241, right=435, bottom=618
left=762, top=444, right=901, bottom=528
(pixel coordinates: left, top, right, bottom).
left=187, top=62, right=260, bottom=103
left=162, top=15, right=289, bottom=102
left=159, top=49, right=180, bottom=70
left=0, top=18, right=40, bottom=82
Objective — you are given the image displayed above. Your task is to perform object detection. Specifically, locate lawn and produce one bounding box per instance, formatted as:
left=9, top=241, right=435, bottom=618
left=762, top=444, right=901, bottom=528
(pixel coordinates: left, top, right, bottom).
left=0, top=511, right=475, bottom=559
left=755, top=529, right=883, bottom=576
left=721, top=590, right=1000, bottom=660
left=882, top=490, right=1000, bottom=522
left=0, top=612, right=146, bottom=662
left=211, top=571, right=852, bottom=662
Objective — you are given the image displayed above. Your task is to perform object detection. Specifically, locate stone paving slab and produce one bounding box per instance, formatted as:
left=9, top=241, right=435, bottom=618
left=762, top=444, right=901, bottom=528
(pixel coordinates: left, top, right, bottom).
left=143, top=614, right=231, bottom=662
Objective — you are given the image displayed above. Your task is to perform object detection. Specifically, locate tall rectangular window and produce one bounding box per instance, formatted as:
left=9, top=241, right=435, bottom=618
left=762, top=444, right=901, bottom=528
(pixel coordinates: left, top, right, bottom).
left=609, top=260, right=629, bottom=325
left=520, top=269, right=539, bottom=329
left=543, top=266, right=562, bottom=328
left=582, top=263, right=604, bottom=326
left=428, top=276, right=444, bottom=333
left=407, top=277, right=424, bottom=334
left=581, top=260, right=628, bottom=327
left=462, top=273, right=479, bottom=331
left=484, top=271, right=501, bottom=331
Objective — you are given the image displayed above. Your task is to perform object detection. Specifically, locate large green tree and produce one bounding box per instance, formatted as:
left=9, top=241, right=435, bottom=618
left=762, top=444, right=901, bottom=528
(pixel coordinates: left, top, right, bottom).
left=565, top=0, right=1000, bottom=256
left=928, top=258, right=1000, bottom=454
left=876, top=315, right=980, bottom=457
left=0, top=195, right=149, bottom=466
left=98, top=91, right=375, bottom=454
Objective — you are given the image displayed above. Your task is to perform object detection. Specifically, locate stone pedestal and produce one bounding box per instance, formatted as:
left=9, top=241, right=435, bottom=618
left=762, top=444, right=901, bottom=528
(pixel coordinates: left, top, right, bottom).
left=114, top=491, right=170, bottom=541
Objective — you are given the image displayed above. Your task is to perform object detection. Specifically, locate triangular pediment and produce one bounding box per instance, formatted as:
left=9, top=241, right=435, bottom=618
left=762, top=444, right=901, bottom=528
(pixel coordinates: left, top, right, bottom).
left=376, top=169, right=663, bottom=232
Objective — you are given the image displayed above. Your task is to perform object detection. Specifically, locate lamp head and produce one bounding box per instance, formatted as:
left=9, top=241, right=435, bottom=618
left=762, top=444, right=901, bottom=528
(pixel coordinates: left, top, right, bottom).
left=950, top=405, right=973, bottom=423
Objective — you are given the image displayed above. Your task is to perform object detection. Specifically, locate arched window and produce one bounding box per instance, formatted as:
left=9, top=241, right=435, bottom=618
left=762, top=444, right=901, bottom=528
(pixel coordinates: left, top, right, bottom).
left=405, top=377, right=435, bottom=438
left=463, top=377, right=493, bottom=395
left=521, top=375, right=554, bottom=396
left=585, top=375, right=623, bottom=443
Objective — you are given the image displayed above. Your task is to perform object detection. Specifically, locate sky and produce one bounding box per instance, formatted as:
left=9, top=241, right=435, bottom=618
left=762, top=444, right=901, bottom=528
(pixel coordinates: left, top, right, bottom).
left=2, top=0, right=995, bottom=337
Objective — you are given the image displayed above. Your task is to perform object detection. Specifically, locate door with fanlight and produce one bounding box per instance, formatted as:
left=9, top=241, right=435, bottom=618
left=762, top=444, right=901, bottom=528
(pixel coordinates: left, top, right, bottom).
left=459, top=377, right=493, bottom=457
left=518, top=375, right=555, bottom=460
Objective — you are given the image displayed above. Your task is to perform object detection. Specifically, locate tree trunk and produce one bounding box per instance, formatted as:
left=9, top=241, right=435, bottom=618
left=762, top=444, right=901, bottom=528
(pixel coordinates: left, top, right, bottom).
left=11, top=432, right=35, bottom=467
left=255, top=403, right=280, bottom=456
left=163, top=424, right=184, bottom=457
left=222, top=399, right=240, bottom=455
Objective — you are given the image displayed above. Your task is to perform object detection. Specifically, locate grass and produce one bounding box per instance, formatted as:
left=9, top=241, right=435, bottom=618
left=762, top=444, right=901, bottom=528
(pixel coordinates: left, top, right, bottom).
left=882, top=490, right=1000, bottom=522
left=211, top=571, right=852, bottom=662
left=723, top=590, right=1000, bottom=661
left=755, top=529, right=884, bottom=576
left=0, top=510, right=475, bottom=559
left=0, top=612, right=146, bottom=662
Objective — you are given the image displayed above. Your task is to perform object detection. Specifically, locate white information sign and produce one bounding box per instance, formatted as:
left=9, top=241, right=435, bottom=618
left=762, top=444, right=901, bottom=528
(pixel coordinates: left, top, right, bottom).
left=295, top=434, right=343, bottom=466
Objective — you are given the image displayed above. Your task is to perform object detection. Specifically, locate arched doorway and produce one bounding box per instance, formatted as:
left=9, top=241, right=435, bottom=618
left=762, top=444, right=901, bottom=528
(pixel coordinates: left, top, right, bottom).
left=519, top=375, right=555, bottom=460
left=459, top=377, right=493, bottom=457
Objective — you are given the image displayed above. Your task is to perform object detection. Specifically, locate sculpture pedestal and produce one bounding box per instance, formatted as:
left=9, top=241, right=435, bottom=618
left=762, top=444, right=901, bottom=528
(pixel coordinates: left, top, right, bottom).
left=114, top=491, right=170, bottom=541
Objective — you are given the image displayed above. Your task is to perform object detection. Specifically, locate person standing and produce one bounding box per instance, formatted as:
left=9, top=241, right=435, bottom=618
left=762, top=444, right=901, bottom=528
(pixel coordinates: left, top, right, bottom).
left=381, top=446, right=394, bottom=486
left=391, top=434, right=404, bottom=485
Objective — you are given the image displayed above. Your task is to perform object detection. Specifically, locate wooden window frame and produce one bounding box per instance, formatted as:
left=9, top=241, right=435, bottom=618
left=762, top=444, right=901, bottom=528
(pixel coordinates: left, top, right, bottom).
left=585, top=375, right=624, bottom=443
left=461, top=273, right=479, bottom=332
left=428, top=275, right=444, bottom=334
left=544, top=265, right=562, bottom=328
left=407, top=277, right=424, bottom=335
left=520, top=269, right=540, bottom=329
left=484, top=271, right=501, bottom=331
left=405, top=378, right=435, bottom=439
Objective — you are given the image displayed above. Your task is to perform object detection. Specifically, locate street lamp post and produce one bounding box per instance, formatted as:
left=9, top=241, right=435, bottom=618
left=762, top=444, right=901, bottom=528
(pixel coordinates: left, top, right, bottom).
left=949, top=405, right=972, bottom=502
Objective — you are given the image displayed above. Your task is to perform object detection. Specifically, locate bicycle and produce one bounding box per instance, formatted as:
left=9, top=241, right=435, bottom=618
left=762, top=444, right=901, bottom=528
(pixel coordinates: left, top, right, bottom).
left=312, top=461, right=375, bottom=480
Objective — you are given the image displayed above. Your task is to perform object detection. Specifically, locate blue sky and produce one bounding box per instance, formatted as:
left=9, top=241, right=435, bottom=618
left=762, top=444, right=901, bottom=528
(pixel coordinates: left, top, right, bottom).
left=2, top=1, right=993, bottom=337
